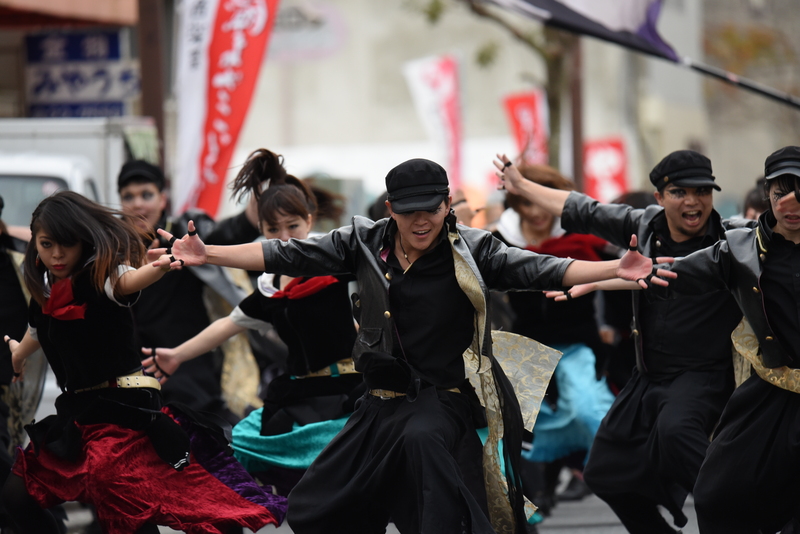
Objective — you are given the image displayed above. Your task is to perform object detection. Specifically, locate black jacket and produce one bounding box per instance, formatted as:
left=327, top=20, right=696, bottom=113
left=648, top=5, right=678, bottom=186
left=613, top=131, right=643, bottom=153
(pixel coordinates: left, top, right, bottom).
left=561, top=191, right=755, bottom=374
left=666, top=212, right=792, bottom=369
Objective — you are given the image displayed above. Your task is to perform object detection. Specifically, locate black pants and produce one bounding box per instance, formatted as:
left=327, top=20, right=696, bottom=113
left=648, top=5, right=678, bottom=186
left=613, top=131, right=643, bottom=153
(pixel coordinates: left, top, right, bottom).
left=287, top=387, right=490, bottom=534
left=584, top=368, right=732, bottom=531
left=694, top=376, right=800, bottom=534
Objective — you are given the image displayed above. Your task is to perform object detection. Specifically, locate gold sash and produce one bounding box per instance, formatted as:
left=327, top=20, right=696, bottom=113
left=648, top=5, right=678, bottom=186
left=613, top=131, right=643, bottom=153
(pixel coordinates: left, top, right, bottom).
left=731, top=317, right=800, bottom=394
left=449, top=232, right=562, bottom=533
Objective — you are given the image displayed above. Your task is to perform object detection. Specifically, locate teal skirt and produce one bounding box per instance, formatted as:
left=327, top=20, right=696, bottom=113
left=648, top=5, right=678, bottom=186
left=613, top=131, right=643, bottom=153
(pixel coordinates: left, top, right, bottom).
left=232, top=408, right=349, bottom=472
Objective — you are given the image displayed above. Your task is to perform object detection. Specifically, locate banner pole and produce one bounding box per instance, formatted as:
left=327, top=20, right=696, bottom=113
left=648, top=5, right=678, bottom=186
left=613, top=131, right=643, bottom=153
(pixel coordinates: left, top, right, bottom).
left=681, top=57, right=800, bottom=112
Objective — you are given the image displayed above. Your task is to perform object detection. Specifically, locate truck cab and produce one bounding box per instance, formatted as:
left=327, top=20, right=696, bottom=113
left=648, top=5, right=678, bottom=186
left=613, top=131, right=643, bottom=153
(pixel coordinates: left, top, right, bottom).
left=0, top=152, right=101, bottom=227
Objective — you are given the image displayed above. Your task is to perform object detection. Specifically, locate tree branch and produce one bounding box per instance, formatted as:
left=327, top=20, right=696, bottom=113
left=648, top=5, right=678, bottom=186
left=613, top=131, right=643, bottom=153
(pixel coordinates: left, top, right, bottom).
left=459, top=0, right=549, bottom=59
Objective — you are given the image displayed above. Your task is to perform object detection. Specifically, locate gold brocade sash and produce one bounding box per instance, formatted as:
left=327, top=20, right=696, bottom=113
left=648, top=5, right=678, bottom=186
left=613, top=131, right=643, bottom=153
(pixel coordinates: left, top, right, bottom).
left=449, top=232, right=562, bottom=533
left=203, top=267, right=264, bottom=417
left=731, top=317, right=800, bottom=394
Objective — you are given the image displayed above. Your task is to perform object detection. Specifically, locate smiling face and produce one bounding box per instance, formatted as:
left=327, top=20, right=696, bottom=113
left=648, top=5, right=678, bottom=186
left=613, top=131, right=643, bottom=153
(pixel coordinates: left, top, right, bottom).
left=768, top=179, right=800, bottom=242
left=387, top=198, right=451, bottom=258
left=260, top=211, right=312, bottom=242
left=515, top=198, right=555, bottom=234
left=119, top=181, right=167, bottom=232
left=35, top=231, right=83, bottom=281
left=654, top=184, right=714, bottom=242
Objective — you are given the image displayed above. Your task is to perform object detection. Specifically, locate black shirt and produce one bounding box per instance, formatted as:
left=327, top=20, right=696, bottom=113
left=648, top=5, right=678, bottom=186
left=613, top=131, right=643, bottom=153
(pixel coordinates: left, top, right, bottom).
left=386, top=234, right=475, bottom=389
left=760, top=222, right=800, bottom=365
left=234, top=276, right=357, bottom=376
left=639, top=213, right=743, bottom=379
left=30, top=270, right=142, bottom=391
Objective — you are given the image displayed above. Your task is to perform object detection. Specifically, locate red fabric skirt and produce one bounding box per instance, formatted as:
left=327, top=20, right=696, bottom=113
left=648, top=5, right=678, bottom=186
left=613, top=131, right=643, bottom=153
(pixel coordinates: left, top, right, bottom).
left=13, top=407, right=283, bottom=534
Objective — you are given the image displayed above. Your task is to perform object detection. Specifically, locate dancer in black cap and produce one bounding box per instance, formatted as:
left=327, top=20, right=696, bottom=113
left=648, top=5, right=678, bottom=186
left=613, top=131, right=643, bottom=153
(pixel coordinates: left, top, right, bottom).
left=496, top=150, right=752, bottom=533
left=656, top=146, right=800, bottom=534
left=157, top=157, right=673, bottom=534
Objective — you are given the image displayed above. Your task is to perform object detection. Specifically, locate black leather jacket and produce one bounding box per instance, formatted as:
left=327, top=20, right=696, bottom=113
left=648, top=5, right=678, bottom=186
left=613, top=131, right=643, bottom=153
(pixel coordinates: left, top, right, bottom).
left=666, top=211, right=791, bottom=369
left=561, top=191, right=755, bottom=373
left=258, top=215, right=573, bottom=374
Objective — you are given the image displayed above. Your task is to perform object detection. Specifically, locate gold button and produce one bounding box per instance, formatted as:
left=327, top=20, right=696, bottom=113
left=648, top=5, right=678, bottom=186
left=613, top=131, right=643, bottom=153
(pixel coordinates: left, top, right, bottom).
left=752, top=287, right=760, bottom=293
left=385, top=272, right=392, bottom=281
left=632, top=329, right=639, bottom=336
left=355, top=300, right=361, bottom=308
left=766, top=336, right=774, bottom=341
left=655, top=240, right=661, bottom=248
left=759, top=254, right=766, bottom=261
left=384, top=311, right=391, bottom=319
left=664, top=176, right=669, bottom=183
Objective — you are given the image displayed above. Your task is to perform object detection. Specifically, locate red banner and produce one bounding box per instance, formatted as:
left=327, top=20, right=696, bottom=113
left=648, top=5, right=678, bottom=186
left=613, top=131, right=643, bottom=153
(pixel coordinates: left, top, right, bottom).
left=403, top=55, right=463, bottom=189
left=195, top=0, right=280, bottom=217
left=584, top=137, right=628, bottom=202
left=503, top=89, right=548, bottom=166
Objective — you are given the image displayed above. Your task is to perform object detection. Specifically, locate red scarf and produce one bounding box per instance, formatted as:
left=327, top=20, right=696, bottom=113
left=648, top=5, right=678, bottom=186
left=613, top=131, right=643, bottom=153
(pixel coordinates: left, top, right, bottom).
left=42, top=278, right=87, bottom=320
left=271, top=276, right=339, bottom=300
left=527, top=233, right=608, bottom=261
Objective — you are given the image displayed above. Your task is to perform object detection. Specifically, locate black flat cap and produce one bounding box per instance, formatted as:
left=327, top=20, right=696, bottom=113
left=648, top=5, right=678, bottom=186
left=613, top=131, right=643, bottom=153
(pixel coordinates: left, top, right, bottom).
left=764, top=146, right=800, bottom=181
left=649, top=150, right=720, bottom=191
left=385, top=159, right=450, bottom=214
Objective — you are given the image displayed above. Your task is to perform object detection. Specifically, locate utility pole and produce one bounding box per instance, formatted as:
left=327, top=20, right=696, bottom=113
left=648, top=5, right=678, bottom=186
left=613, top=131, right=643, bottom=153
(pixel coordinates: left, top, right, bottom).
left=571, top=37, right=584, bottom=192
left=137, top=0, right=166, bottom=167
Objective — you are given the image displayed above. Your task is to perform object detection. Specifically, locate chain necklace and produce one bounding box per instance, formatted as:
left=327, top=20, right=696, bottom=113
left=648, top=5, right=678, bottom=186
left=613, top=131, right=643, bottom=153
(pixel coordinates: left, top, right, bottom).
left=398, top=235, right=414, bottom=274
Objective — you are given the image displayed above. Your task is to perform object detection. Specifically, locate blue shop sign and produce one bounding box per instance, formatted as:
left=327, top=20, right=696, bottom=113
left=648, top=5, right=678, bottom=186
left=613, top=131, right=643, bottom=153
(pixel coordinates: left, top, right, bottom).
left=26, top=32, right=121, bottom=63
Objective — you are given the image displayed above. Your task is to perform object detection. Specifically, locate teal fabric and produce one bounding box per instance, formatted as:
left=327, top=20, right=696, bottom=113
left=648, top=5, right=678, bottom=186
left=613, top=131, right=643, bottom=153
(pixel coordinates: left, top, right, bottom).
left=523, top=343, right=614, bottom=464
left=232, top=408, right=349, bottom=471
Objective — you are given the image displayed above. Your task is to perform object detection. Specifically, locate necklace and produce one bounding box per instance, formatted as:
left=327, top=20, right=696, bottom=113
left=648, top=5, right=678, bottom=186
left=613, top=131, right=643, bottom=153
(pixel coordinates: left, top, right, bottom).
left=398, top=235, right=413, bottom=274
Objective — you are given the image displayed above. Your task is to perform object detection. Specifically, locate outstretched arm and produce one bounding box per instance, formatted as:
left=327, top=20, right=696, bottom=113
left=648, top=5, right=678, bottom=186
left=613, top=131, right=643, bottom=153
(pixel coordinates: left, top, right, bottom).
left=114, top=254, right=183, bottom=296
left=152, top=220, right=267, bottom=271
left=562, top=235, right=676, bottom=287
left=3, top=331, right=41, bottom=383
left=493, top=154, right=569, bottom=217
left=141, top=316, right=246, bottom=383
left=545, top=279, right=640, bottom=302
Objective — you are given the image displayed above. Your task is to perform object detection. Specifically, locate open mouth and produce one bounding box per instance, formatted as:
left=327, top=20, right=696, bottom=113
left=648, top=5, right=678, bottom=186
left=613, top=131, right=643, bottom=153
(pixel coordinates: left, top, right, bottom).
left=682, top=211, right=702, bottom=225
left=412, top=230, right=431, bottom=237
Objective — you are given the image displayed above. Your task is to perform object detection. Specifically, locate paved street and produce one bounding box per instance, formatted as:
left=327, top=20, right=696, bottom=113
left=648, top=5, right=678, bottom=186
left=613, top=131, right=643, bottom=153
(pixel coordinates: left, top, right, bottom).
left=538, top=494, right=698, bottom=534
left=61, top=493, right=698, bottom=533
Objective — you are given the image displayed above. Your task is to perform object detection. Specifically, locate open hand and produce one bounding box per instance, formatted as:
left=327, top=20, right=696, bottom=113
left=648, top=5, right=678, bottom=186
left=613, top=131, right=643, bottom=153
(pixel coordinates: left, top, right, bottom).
left=152, top=220, right=208, bottom=269
left=493, top=154, right=525, bottom=195
left=617, top=235, right=677, bottom=288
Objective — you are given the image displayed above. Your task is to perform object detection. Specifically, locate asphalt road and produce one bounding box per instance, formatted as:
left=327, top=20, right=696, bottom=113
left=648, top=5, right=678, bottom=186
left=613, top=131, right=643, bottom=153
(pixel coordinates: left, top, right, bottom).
left=65, top=493, right=696, bottom=534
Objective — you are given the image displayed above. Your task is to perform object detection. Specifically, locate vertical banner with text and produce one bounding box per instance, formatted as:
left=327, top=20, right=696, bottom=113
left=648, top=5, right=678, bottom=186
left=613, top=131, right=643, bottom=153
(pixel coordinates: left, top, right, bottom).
left=403, top=55, right=462, bottom=190
left=174, top=0, right=280, bottom=217
left=503, top=89, right=549, bottom=166
left=584, top=137, right=628, bottom=202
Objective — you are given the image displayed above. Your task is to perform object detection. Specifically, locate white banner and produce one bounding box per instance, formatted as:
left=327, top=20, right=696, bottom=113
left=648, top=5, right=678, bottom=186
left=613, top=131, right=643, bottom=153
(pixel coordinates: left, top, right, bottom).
left=173, top=0, right=219, bottom=215
left=403, top=55, right=463, bottom=189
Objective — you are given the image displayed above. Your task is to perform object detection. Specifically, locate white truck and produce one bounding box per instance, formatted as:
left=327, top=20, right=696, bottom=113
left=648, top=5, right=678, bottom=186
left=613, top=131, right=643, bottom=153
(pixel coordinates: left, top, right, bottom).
left=0, top=116, right=159, bottom=226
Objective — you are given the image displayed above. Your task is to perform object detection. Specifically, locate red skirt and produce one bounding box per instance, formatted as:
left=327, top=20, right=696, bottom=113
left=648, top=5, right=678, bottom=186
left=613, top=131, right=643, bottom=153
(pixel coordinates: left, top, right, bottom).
left=13, top=406, right=286, bottom=534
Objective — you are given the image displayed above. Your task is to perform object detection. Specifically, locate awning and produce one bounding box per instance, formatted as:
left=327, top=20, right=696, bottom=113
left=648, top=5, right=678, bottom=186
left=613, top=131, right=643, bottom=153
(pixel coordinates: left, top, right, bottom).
left=0, top=0, right=137, bottom=28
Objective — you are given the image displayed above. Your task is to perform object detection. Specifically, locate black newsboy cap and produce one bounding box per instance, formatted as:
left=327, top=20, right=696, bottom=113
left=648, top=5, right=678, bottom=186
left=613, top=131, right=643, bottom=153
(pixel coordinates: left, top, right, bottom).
left=765, top=146, right=800, bottom=181
left=385, top=159, right=450, bottom=214
left=117, top=160, right=166, bottom=192
left=649, top=150, right=720, bottom=191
